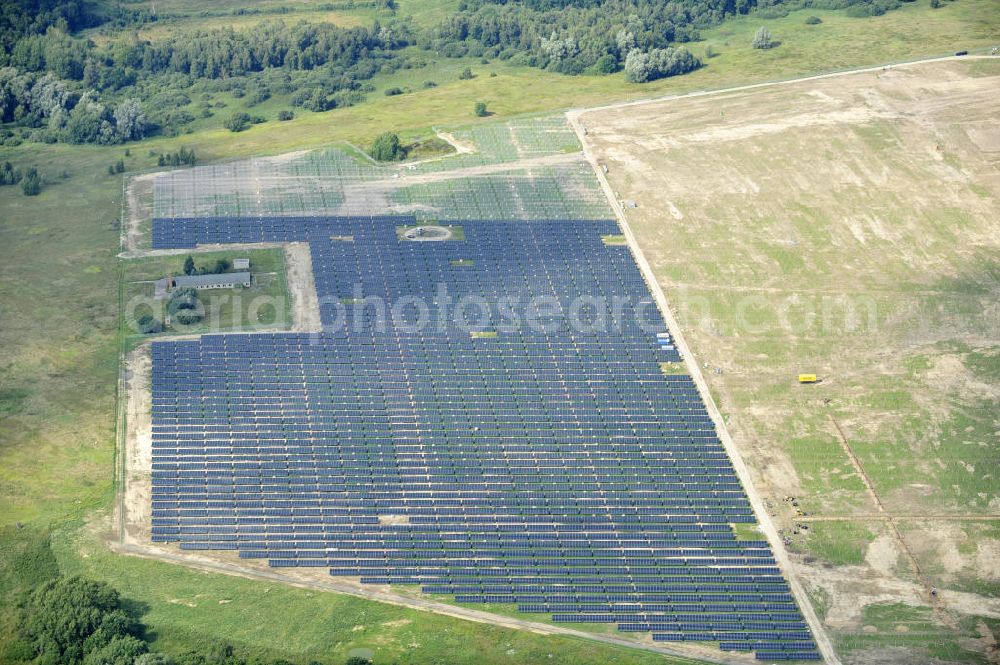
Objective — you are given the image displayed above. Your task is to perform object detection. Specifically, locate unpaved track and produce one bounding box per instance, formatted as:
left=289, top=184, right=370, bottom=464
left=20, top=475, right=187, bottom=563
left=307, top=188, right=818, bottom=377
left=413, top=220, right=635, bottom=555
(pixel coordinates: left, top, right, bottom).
left=434, top=128, right=475, bottom=155
left=800, top=515, right=1000, bottom=522
left=284, top=242, right=322, bottom=332
left=569, top=54, right=992, bottom=118
left=828, top=414, right=936, bottom=605
left=120, top=345, right=152, bottom=546
left=567, top=110, right=842, bottom=665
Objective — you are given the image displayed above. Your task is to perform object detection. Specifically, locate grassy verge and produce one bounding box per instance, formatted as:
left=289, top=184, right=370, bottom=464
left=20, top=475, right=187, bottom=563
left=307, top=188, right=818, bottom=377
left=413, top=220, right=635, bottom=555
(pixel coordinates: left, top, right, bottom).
left=39, top=525, right=692, bottom=665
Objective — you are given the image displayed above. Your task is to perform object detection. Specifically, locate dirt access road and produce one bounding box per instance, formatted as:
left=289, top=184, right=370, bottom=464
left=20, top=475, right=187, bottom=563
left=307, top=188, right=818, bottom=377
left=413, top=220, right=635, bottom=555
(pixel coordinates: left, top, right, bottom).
left=573, top=56, right=1000, bottom=664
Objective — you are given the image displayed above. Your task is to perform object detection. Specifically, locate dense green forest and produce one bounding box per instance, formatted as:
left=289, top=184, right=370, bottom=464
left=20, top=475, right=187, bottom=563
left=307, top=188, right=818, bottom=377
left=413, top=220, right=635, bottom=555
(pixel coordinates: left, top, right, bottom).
left=0, top=0, right=916, bottom=146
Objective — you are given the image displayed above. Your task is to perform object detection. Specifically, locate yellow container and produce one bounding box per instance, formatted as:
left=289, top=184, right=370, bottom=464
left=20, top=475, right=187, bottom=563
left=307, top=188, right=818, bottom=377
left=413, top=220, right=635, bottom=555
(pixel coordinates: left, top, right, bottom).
left=798, top=374, right=818, bottom=383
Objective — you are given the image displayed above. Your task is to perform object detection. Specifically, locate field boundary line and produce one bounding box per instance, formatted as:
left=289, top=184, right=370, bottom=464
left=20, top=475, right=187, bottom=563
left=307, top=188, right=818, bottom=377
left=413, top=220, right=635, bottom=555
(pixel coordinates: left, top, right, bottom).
left=827, top=415, right=937, bottom=602
left=569, top=53, right=994, bottom=118
left=115, top=174, right=128, bottom=544
left=107, top=543, right=735, bottom=665
left=799, top=515, right=1000, bottom=522
left=567, top=110, right=843, bottom=665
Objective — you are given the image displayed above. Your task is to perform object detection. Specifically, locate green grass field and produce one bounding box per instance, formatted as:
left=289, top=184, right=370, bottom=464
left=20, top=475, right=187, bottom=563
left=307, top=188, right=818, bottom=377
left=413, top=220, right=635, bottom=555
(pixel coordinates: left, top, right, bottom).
left=1, top=0, right=998, bottom=661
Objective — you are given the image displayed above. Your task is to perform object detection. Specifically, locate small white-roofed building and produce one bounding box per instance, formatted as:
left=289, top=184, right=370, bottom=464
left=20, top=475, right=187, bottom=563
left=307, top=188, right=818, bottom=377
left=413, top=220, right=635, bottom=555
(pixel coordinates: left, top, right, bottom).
left=155, top=272, right=251, bottom=297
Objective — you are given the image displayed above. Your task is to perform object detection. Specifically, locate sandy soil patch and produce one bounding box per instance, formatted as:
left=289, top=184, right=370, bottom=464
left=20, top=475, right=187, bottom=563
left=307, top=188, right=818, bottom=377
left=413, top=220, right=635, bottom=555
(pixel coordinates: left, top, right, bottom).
left=122, top=345, right=152, bottom=545
left=579, top=58, right=1000, bottom=663
left=124, top=174, right=156, bottom=254
left=434, top=129, right=475, bottom=155
left=284, top=242, right=322, bottom=332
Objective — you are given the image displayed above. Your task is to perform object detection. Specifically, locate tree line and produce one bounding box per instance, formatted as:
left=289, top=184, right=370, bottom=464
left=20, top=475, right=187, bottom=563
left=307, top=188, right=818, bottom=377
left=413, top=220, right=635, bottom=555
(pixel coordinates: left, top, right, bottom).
left=7, top=575, right=375, bottom=665
left=427, top=0, right=711, bottom=74
left=0, top=0, right=913, bottom=146
left=0, top=6, right=410, bottom=145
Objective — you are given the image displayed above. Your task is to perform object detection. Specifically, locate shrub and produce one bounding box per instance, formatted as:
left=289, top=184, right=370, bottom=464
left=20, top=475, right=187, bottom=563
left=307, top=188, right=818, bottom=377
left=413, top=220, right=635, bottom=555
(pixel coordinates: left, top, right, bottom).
left=458, top=67, right=475, bottom=80
left=246, top=87, right=271, bottom=106
left=21, top=168, right=42, bottom=196
left=1, top=162, right=21, bottom=185
left=277, top=110, right=294, bottom=121
left=624, top=47, right=701, bottom=83
left=751, top=26, right=774, bottom=49
left=135, top=314, right=162, bottom=334
left=224, top=112, right=251, bottom=132
left=173, top=310, right=203, bottom=326
left=384, top=87, right=404, bottom=96
left=805, top=15, right=823, bottom=24
left=369, top=132, right=407, bottom=161
left=592, top=54, right=618, bottom=73
left=474, top=101, right=488, bottom=117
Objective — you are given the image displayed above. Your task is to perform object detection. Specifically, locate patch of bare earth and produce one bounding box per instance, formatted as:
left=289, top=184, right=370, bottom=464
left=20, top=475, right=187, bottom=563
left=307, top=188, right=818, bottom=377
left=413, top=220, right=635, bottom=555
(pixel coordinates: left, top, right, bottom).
left=580, top=59, right=1000, bottom=663
left=122, top=345, right=152, bottom=545
left=124, top=174, right=155, bottom=254
left=284, top=242, right=322, bottom=332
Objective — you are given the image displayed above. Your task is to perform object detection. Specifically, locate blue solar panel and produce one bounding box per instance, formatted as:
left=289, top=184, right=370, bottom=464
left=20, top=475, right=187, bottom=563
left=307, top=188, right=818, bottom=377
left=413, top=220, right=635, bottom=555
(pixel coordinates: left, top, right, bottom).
left=147, top=216, right=820, bottom=660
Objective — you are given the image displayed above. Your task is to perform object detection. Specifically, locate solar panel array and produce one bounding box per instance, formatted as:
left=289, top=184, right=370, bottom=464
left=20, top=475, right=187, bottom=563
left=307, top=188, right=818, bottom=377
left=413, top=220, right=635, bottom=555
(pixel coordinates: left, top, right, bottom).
left=150, top=216, right=821, bottom=661
left=152, top=148, right=611, bottom=222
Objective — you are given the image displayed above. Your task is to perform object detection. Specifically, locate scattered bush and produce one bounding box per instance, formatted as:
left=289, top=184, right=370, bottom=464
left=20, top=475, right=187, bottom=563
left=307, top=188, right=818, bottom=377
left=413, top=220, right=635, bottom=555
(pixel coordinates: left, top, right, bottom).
left=805, top=15, right=823, bottom=24
left=173, top=310, right=203, bottom=326
left=751, top=26, right=775, bottom=49
left=624, top=47, right=701, bottom=83
left=0, top=161, right=22, bottom=185
left=135, top=314, right=162, bottom=334
left=474, top=101, right=488, bottom=117
left=246, top=87, right=271, bottom=106
left=384, top=87, right=404, bottom=96
left=277, top=109, right=294, bottom=121
left=224, top=112, right=252, bottom=132
left=369, top=132, right=407, bottom=161
left=458, top=67, right=475, bottom=80
left=157, top=148, right=196, bottom=167
left=21, top=168, right=42, bottom=196
left=591, top=54, right=618, bottom=73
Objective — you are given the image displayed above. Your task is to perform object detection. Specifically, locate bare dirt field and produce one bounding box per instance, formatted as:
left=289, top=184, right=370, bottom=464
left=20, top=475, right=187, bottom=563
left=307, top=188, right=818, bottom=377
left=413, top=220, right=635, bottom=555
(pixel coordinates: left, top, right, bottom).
left=579, top=58, right=1000, bottom=664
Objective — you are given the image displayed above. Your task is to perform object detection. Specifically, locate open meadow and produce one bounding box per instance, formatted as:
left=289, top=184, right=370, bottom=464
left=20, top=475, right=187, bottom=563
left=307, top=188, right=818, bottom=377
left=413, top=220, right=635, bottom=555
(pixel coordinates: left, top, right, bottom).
left=579, top=58, right=1000, bottom=664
